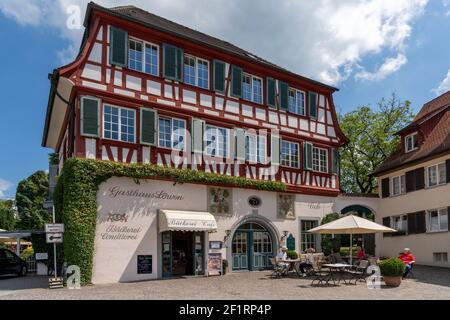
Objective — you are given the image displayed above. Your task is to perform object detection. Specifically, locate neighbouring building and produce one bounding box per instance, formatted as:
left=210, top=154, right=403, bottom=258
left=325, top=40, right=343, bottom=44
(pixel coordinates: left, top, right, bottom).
left=41, top=2, right=375, bottom=284
left=373, top=91, right=450, bottom=268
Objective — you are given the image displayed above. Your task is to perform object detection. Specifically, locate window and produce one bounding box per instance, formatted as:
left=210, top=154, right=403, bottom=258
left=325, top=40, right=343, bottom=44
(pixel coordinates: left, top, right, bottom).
left=301, top=220, right=318, bottom=252
left=433, top=252, right=448, bottom=263
left=245, top=134, right=266, bottom=163
left=103, top=105, right=135, bottom=143
left=391, top=175, right=406, bottom=196
left=426, top=163, right=446, bottom=187
left=205, top=125, right=228, bottom=157
left=281, top=140, right=299, bottom=168
left=128, top=38, right=159, bottom=76
left=427, top=208, right=448, bottom=232
left=288, top=89, right=305, bottom=115
left=312, top=147, right=328, bottom=173
left=405, top=132, right=418, bottom=153
left=242, top=73, right=263, bottom=104
left=158, top=117, right=186, bottom=150
left=183, top=55, right=209, bottom=89
left=392, top=215, right=408, bottom=233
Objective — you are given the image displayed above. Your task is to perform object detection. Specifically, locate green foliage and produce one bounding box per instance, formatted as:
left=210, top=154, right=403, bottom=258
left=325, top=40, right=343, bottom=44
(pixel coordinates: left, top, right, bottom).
left=54, top=158, right=286, bottom=284
left=0, top=199, right=17, bottom=230
left=49, top=153, right=59, bottom=165
left=378, top=258, right=406, bottom=276
left=15, top=170, right=51, bottom=230
left=339, top=93, right=414, bottom=193
left=286, top=250, right=298, bottom=260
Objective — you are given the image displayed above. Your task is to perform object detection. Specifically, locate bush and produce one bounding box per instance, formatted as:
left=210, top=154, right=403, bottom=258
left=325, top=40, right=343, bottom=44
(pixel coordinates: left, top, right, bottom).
left=378, top=258, right=405, bottom=276
left=54, top=158, right=286, bottom=284
left=286, top=250, right=298, bottom=260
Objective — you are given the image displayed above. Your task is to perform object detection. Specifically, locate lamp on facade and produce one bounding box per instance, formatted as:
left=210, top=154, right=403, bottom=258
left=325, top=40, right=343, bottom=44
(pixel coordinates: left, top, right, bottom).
left=224, top=229, right=231, bottom=243
left=280, top=230, right=289, bottom=242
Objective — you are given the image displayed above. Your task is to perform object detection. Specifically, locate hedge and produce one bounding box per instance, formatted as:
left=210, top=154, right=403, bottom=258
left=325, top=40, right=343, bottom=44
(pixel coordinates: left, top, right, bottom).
left=54, top=158, right=286, bottom=284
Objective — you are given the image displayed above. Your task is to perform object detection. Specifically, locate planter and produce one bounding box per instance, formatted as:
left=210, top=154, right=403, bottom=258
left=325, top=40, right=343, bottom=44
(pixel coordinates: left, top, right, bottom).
left=383, top=275, right=402, bottom=287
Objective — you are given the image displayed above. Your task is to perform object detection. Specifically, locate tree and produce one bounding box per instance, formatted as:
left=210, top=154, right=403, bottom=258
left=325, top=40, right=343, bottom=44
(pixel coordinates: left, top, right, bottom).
left=339, top=93, right=414, bottom=194
left=0, top=199, right=17, bottom=230
left=15, top=171, right=51, bottom=230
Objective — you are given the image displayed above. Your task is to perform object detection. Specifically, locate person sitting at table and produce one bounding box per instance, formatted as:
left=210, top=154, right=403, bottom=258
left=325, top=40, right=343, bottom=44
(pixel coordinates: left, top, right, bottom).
left=297, top=248, right=315, bottom=277
left=329, top=248, right=345, bottom=263
left=277, top=246, right=290, bottom=274
left=355, top=246, right=365, bottom=260
left=398, top=248, right=416, bottom=278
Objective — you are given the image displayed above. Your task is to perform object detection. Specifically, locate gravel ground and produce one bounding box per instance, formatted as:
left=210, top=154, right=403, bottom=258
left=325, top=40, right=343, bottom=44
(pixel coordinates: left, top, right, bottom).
left=1, top=265, right=450, bottom=300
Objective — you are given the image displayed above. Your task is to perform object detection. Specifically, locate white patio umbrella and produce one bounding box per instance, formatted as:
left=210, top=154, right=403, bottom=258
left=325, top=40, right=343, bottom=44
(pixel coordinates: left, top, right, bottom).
left=307, top=215, right=396, bottom=265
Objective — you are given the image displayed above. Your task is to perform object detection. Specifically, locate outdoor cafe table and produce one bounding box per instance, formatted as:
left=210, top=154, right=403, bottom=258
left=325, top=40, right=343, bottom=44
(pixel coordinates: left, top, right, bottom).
left=322, top=263, right=353, bottom=285
left=279, top=259, right=302, bottom=276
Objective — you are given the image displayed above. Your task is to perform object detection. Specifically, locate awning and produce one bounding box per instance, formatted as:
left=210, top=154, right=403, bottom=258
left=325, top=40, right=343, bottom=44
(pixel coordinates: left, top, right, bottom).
left=159, top=210, right=218, bottom=233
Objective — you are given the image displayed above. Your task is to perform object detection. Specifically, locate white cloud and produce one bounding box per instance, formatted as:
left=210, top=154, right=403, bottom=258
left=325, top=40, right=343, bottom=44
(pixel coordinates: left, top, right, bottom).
left=432, top=68, right=450, bottom=96
left=0, top=0, right=428, bottom=85
left=355, top=53, right=407, bottom=81
left=0, top=178, right=13, bottom=199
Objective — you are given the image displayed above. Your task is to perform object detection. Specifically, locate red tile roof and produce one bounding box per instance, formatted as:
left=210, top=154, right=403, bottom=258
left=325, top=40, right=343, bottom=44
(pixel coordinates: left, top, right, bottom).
left=373, top=91, right=450, bottom=176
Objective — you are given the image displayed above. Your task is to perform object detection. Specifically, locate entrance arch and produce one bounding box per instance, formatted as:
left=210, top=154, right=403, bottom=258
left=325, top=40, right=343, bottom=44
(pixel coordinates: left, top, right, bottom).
left=227, top=215, right=279, bottom=272
left=340, top=204, right=376, bottom=255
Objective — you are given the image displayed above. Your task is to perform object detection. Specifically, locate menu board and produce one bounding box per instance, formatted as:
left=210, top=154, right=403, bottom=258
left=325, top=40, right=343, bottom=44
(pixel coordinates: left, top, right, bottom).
left=137, top=255, right=152, bottom=274
left=207, top=253, right=222, bottom=276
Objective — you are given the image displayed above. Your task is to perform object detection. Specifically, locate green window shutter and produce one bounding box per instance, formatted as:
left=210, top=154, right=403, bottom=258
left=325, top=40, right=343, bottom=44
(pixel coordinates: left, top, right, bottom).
left=271, top=134, right=280, bottom=166
left=331, top=149, right=340, bottom=175
left=235, top=128, right=245, bottom=161
left=191, top=118, right=204, bottom=153
left=80, top=97, right=100, bottom=137
left=140, top=108, right=157, bottom=146
left=266, top=77, right=276, bottom=108
left=302, top=142, right=313, bottom=170
left=279, top=81, right=289, bottom=111
left=308, top=92, right=317, bottom=119
left=163, top=43, right=183, bottom=81
left=109, top=26, right=128, bottom=67
left=213, top=60, right=226, bottom=93
left=230, top=65, right=242, bottom=98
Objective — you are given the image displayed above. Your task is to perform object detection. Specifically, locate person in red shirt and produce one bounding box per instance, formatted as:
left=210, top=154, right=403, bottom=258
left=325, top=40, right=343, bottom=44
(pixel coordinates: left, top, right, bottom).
left=398, top=248, right=416, bottom=278
left=355, top=246, right=366, bottom=260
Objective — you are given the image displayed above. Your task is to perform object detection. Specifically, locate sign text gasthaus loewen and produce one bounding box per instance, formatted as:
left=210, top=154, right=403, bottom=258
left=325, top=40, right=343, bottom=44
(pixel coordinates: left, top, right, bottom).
left=107, top=186, right=184, bottom=200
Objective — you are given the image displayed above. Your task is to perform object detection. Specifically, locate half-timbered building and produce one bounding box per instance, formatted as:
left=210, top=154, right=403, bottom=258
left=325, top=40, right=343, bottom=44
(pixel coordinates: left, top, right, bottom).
left=42, top=2, right=355, bottom=283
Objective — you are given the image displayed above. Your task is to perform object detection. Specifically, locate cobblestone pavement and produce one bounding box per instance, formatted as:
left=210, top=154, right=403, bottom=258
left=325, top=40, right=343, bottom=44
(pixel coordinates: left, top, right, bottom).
left=1, top=265, right=450, bottom=300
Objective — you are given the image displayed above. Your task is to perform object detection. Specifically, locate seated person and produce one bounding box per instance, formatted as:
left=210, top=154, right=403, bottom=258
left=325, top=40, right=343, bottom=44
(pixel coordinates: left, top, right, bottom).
left=329, top=249, right=344, bottom=263
left=354, top=246, right=366, bottom=264
left=398, top=248, right=415, bottom=278
left=297, top=248, right=315, bottom=277
left=277, top=246, right=290, bottom=274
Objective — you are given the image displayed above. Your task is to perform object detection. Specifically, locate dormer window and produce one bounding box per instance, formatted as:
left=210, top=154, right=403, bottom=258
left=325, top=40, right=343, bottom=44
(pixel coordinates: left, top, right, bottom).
left=405, top=132, right=418, bottom=153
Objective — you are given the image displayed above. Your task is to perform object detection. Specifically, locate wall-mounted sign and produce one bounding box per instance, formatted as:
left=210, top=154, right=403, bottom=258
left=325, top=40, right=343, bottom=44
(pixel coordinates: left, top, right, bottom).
left=137, top=255, right=152, bottom=274
left=35, top=252, right=48, bottom=260
left=207, top=253, right=222, bottom=276
left=248, top=196, right=262, bottom=208
left=209, top=241, right=222, bottom=250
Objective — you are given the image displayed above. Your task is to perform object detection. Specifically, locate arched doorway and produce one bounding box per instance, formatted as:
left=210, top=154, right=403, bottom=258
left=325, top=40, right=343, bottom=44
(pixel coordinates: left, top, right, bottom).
left=340, top=205, right=376, bottom=255
left=231, top=222, right=274, bottom=271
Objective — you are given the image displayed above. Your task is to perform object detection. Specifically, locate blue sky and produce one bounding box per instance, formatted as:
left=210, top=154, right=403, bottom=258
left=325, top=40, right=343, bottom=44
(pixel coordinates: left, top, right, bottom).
left=0, top=0, right=449, bottom=199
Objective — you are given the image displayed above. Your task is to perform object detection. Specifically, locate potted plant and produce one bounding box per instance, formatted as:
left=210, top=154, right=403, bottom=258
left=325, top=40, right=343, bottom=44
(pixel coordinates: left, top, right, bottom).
left=378, top=258, right=406, bottom=287
left=286, top=250, right=298, bottom=260
left=222, top=259, right=228, bottom=275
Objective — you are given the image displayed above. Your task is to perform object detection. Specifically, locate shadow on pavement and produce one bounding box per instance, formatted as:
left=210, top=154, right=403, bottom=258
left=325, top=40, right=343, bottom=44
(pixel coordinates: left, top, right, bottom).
left=0, top=274, right=48, bottom=291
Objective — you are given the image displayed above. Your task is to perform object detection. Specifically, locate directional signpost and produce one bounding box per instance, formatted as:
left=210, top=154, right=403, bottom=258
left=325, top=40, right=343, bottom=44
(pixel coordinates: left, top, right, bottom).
left=45, top=208, right=64, bottom=289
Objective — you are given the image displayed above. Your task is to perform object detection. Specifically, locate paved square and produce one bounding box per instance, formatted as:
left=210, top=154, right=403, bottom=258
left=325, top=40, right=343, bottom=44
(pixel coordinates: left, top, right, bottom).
left=1, top=265, right=449, bottom=300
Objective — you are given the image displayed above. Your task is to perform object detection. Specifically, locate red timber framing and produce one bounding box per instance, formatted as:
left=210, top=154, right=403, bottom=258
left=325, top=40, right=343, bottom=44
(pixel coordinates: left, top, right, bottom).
left=48, top=5, right=348, bottom=197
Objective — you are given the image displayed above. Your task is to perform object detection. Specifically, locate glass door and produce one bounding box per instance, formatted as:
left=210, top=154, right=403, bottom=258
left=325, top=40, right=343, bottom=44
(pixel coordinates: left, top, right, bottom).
left=193, top=232, right=204, bottom=276
left=162, top=232, right=172, bottom=278
left=252, top=231, right=272, bottom=270
left=232, top=231, right=248, bottom=270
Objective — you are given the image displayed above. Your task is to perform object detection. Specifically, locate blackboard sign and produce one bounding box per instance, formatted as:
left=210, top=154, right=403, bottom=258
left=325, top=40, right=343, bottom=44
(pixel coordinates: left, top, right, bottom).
left=137, top=255, right=152, bottom=274
left=286, top=234, right=295, bottom=251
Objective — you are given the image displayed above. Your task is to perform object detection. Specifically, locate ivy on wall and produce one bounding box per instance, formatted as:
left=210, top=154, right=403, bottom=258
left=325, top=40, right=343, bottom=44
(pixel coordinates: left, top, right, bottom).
left=54, top=158, right=286, bottom=284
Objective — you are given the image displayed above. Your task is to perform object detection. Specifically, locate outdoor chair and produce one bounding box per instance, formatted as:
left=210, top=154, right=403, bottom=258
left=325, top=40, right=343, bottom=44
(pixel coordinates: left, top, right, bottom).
left=269, top=258, right=285, bottom=278
left=310, top=260, right=330, bottom=286
left=346, top=260, right=370, bottom=284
